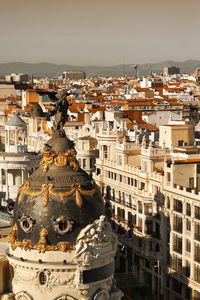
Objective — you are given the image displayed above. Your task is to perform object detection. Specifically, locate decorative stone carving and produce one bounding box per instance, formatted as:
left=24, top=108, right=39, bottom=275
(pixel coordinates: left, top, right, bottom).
left=15, top=291, right=33, bottom=300
left=92, top=289, right=109, bottom=300
left=74, top=216, right=118, bottom=265
left=1, top=293, right=15, bottom=300
left=44, top=272, right=75, bottom=290
left=13, top=269, right=38, bottom=284
left=40, top=149, right=79, bottom=172
left=54, top=295, right=76, bottom=300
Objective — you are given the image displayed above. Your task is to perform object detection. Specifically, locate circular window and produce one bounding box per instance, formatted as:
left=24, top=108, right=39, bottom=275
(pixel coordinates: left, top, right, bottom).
left=19, top=215, right=35, bottom=233
left=53, top=217, right=74, bottom=235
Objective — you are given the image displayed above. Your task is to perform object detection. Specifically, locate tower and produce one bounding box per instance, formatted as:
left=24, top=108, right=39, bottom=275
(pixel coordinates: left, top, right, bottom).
left=3, top=95, right=122, bottom=300
left=4, top=114, right=27, bottom=153
left=0, top=115, right=40, bottom=207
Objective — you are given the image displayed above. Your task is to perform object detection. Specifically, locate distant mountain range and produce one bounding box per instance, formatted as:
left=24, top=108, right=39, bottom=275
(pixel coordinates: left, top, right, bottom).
left=0, top=60, right=200, bottom=77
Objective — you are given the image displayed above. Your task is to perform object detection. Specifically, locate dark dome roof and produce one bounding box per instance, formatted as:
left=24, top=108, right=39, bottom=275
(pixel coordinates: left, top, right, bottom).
left=12, top=135, right=105, bottom=249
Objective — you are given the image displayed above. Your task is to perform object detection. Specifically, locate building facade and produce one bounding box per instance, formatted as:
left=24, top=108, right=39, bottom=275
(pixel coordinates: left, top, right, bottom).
left=93, top=123, right=200, bottom=300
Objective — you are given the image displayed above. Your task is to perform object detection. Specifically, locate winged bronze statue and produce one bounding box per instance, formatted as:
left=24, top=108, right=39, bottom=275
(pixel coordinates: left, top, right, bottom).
left=37, top=90, right=70, bottom=136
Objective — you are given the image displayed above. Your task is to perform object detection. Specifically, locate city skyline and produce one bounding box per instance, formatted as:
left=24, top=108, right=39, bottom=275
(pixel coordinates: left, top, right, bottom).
left=0, top=0, right=200, bottom=66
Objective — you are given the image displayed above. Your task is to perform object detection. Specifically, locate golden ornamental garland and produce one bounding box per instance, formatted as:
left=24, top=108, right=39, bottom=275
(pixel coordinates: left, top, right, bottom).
left=18, top=181, right=99, bottom=208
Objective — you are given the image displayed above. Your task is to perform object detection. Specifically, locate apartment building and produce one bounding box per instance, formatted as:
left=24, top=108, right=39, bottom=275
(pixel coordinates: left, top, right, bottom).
left=93, top=123, right=200, bottom=300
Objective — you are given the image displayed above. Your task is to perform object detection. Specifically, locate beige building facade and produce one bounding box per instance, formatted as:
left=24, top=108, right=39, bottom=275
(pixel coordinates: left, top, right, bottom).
left=93, top=123, right=200, bottom=299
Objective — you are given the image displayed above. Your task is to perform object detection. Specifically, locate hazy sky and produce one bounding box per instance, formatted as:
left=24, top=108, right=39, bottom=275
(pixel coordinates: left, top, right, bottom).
left=0, top=0, right=200, bottom=66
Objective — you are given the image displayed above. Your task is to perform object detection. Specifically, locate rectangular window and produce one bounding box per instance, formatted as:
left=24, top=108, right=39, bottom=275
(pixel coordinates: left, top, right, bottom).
left=134, top=179, right=137, bottom=187
left=167, top=172, right=171, bottom=182
left=194, top=264, right=200, bottom=283
left=185, top=239, right=191, bottom=253
left=103, top=145, right=108, bottom=159
left=96, top=168, right=101, bottom=175
left=167, top=196, right=170, bottom=209
left=194, top=243, right=200, bottom=263
left=138, top=202, right=143, bottom=214
left=195, top=206, right=200, bottom=220
left=195, top=222, right=200, bottom=241
left=178, top=140, right=184, bottom=146
left=173, top=234, right=182, bottom=254
left=173, top=199, right=183, bottom=213
left=173, top=215, right=182, bottom=233
left=114, top=173, right=116, bottom=180
left=120, top=175, right=122, bottom=183
left=185, top=261, right=190, bottom=278
left=90, top=158, right=93, bottom=169
left=186, top=203, right=191, bottom=216
left=172, top=254, right=182, bottom=272
left=189, top=177, right=194, bottom=189
left=128, top=177, right=130, bottom=185
left=186, top=219, right=191, bottom=231
left=83, top=159, right=86, bottom=169
left=144, top=204, right=152, bottom=216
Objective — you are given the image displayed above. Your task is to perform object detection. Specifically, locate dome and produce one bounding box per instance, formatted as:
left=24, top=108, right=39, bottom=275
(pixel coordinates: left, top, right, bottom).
left=5, top=115, right=26, bottom=127
left=45, top=135, right=75, bottom=153
left=10, top=134, right=105, bottom=252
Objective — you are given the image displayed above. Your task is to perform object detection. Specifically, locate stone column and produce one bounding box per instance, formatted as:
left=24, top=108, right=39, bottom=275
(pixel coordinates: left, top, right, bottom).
left=0, top=169, right=2, bottom=185
left=191, top=218, right=194, bottom=280
left=5, top=130, right=7, bottom=145
left=21, top=169, right=25, bottom=185
left=15, top=129, right=18, bottom=146
left=8, top=130, right=10, bottom=149
left=5, top=169, right=8, bottom=200
left=5, top=170, right=8, bottom=186
left=23, top=131, right=25, bottom=145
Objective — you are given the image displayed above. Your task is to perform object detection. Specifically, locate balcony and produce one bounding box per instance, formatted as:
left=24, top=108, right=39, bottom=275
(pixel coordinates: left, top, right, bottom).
left=165, top=184, right=200, bottom=199
left=109, top=197, right=137, bottom=210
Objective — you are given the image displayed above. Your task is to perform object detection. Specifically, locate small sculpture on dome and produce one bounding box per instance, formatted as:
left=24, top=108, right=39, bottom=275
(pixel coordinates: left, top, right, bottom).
left=46, top=91, right=70, bottom=136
